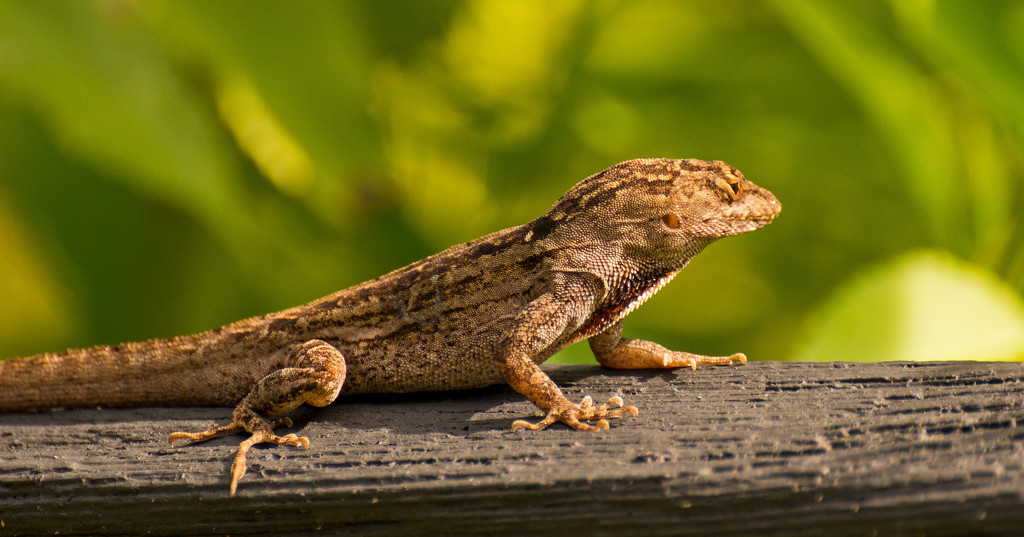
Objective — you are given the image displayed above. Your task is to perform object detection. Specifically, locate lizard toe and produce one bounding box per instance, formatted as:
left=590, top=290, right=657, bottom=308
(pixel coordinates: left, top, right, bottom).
left=229, top=428, right=312, bottom=495
left=511, top=396, right=637, bottom=432
left=169, top=422, right=244, bottom=446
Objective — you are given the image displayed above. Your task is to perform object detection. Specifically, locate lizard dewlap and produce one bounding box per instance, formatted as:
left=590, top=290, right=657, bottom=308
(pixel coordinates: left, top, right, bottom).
left=0, top=158, right=780, bottom=494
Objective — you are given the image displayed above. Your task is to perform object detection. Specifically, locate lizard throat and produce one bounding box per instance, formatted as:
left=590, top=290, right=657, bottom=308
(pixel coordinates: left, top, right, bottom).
left=573, top=269, right=679, bottom=342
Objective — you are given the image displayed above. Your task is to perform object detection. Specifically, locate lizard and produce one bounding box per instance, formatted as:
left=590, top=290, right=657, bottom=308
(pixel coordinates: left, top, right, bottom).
left=0, top=158, right=780, bottom=495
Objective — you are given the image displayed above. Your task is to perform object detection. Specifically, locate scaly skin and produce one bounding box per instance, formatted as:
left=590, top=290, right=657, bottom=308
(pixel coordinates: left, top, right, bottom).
left=0, top=158, right=780, bottom=494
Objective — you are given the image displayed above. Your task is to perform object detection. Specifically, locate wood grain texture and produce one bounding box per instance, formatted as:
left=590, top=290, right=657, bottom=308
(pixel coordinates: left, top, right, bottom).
left=2, top=360, right=1023, bottom=536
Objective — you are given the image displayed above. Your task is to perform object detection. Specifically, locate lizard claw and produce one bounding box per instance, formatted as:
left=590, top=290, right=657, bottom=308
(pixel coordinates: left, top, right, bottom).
left=229, top=428, right=310, bottom=496
left=511, top=395, right=638, bottom=432
left=169, top=417, right=308, bottom=495
left=168, top=417, right=296, bottom=447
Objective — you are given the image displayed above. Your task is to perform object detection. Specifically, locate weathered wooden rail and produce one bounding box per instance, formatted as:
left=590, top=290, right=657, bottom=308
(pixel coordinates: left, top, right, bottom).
left=2, top=361, right=1022, bottom=536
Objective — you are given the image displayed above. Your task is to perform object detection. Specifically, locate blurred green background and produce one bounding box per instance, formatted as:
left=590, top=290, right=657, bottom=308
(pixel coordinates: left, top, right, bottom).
left=1, top=0, right=1023, bottom=364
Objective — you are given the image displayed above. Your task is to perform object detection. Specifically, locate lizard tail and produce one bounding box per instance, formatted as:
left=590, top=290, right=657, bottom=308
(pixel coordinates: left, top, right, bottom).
left=0, top=337, right=249, bottom=411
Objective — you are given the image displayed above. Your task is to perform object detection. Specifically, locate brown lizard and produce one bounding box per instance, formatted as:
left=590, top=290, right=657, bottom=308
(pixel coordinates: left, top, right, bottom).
left=0, top=158, right=780, bottom=495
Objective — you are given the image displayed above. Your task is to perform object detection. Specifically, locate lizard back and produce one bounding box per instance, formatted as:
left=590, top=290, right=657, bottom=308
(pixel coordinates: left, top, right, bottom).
left=0, top=221, right=552, bottom=408
left=260, top=222, right=554, bottom=394
left=0, top=157, right=781, bottom=410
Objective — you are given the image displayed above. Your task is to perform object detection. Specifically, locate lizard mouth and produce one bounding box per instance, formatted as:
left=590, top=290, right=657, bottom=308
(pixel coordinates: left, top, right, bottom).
left=721, top=196, right=781, bottom=228
left=720, top=208, right=779, bottom=225
left=709, top=207, right=779, bottom=235
left=733, top=213, right=777, bottom=223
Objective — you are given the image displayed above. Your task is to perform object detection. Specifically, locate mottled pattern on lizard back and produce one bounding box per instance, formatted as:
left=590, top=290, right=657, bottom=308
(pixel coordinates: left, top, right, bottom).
left=306, top=159, right=776, bottom=393
left=0, top=157, right=780, bottom=496
left=0, top=158, right=779, bottom=407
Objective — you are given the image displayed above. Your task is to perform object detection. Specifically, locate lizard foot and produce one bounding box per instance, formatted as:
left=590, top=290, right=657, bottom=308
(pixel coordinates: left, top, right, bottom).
left=168, top=416, right=294, bottom=446
left=169, top=417, right=309, bottom=495
left=511, top=395, right=639, bottom=432
left=228, top=427, right=310, bottom=496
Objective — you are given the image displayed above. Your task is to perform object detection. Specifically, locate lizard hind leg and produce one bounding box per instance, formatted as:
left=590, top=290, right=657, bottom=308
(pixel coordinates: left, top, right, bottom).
left=168, top=339, right=347, bottom=495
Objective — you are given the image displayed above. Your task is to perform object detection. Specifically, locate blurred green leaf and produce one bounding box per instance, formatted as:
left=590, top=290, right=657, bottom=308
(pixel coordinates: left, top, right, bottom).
left=0, top=196, right=77, bottom=352
left=774, top=0, right=968, bottom=252
left=0, top=0, right=1022, bottom=366
left=0, top=0, right=235, bottom=212
left=140, top=0, right=382, bottom=222
left=795, top=250, right=1024, bottom=362
left=890, top=0, right=1024, bottom=285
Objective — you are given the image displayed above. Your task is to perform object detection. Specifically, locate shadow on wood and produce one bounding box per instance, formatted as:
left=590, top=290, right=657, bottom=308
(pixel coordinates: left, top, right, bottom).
left=2, top=361, right=1023, bottom=536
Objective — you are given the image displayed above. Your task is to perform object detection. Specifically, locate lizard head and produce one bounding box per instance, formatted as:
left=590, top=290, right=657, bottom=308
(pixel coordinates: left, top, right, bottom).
left=655, top=158, right=781, bottom=239
left=541, top=158, right=781, bottom=272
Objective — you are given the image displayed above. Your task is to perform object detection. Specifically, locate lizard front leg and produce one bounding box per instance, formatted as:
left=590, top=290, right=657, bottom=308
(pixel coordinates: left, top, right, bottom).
left=589, top=320, right=746, bottom=369
left=498, top=282, right=638, bottom=432
left=169, top=339, right=346, bottom=495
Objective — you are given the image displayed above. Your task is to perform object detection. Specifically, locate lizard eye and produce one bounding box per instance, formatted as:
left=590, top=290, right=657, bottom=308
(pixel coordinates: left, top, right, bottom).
left=662, top=213, right=681, bottom=229
left=723, top=174, right=741, bottom=198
